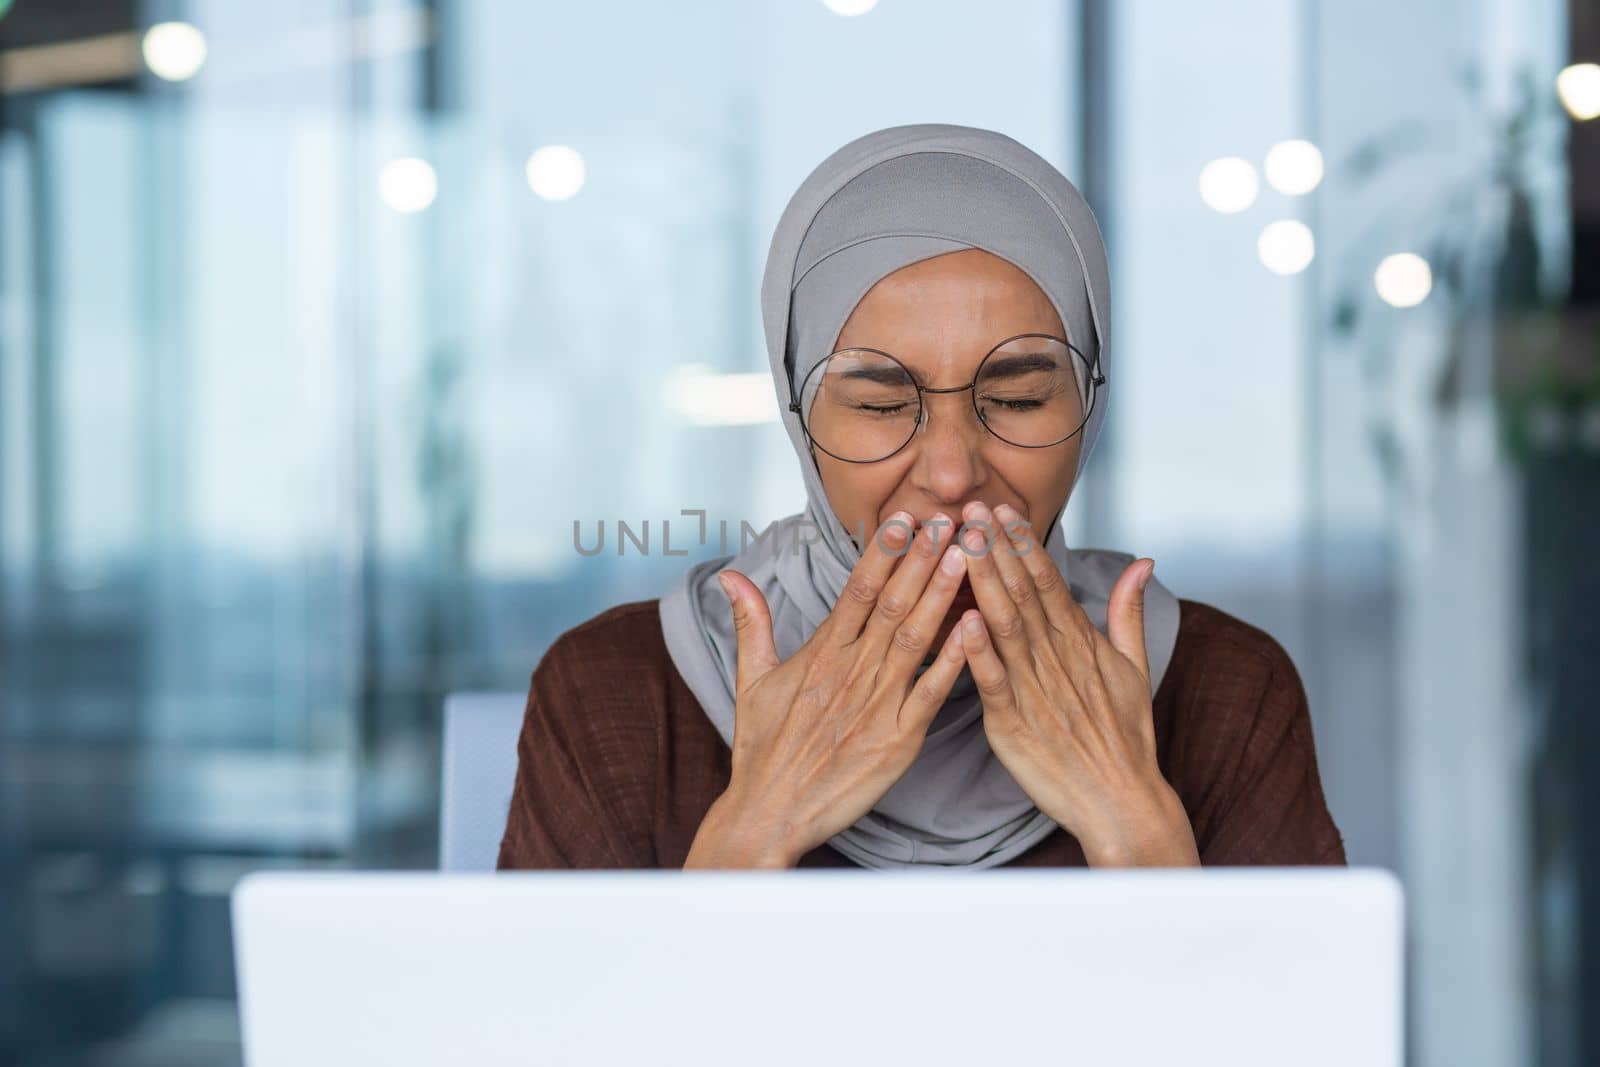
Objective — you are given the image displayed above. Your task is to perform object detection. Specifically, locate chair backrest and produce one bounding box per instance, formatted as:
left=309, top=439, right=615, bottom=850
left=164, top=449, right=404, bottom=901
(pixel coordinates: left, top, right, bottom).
left=439, top=691, right=527, bottom=871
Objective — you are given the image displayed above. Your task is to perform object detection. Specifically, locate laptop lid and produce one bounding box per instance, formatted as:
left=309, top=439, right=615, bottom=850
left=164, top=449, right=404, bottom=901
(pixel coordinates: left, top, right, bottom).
left=233, top=868, right=1402, bottom=1067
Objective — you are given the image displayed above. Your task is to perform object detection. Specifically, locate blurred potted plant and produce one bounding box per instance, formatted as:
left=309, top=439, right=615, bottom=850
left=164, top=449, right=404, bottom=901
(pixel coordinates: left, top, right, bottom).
left=1325, top=61, right=1596, bottom=490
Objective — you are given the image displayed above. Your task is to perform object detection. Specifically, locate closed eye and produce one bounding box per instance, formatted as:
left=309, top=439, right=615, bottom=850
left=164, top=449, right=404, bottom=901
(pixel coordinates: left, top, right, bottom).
left=983, top=397, right=1045, bottom=411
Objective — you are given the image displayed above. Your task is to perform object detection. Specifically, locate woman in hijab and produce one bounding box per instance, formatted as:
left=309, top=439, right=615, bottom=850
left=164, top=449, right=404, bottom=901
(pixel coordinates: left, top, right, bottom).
left=497, top=123, right=1346, bottom=871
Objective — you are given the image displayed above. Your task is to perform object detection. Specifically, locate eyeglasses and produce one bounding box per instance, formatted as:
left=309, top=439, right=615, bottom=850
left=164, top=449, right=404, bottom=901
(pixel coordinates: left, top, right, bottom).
left=786, top=332, right=1104, bottom=464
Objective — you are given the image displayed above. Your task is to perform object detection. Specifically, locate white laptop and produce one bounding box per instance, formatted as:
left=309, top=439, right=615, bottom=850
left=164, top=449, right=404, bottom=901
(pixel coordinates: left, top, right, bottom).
left=232, top=868, right=1403, bottom=1067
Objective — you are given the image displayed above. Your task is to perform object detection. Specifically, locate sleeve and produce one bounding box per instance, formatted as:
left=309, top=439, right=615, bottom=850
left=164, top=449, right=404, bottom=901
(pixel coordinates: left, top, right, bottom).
left=495, top=633, right=659, bottom=869
left=1185, top=642, right=1348, bottom=867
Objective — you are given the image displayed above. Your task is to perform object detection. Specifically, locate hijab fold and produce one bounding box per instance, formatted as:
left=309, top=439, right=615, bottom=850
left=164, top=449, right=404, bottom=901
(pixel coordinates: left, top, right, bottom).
left=659, top=123, right=1179, bottom=869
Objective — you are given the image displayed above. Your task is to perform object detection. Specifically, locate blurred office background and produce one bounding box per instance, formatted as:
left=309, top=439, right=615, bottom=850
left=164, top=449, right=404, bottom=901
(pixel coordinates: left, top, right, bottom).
left=1, top=0, right=1596, bottom=1063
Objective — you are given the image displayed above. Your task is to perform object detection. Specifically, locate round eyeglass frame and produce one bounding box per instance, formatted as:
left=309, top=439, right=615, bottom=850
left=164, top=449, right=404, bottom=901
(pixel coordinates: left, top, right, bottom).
left=786, top=332, right=1106, bottom=464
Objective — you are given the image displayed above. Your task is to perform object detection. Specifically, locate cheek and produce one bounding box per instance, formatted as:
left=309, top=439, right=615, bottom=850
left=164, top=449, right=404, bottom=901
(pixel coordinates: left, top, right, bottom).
left=996, top=442, right=1080, bottom=513
left=1050, top=446, right=1080, bottom=495
left=815, top=454, right=911, bottom=541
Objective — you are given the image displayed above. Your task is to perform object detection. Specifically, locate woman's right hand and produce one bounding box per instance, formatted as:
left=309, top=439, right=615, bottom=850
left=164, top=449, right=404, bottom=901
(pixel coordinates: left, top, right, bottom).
left=684, top=512, right=972, bottom=869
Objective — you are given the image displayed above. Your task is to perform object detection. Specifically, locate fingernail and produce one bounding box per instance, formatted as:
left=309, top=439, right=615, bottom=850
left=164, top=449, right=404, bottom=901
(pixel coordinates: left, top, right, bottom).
left=940, top=544, right=965, bottom=575
left=717, top=573, right=734, bottom=600
left=1138, top=559, right=1155, bottom=590
left=963, top=613, right=984, bottom=636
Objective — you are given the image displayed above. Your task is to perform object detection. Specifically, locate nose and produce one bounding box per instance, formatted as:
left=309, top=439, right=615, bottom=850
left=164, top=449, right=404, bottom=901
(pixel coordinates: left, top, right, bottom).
left=908, top=391, right=989, bottom=504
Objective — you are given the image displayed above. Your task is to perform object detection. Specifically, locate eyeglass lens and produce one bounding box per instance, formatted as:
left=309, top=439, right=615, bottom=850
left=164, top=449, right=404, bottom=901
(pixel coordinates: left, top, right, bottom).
left=797, top=336, right=1094, bottom=463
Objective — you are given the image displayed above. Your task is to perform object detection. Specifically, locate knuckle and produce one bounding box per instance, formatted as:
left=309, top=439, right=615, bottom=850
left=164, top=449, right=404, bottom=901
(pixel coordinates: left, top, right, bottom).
left=843, top=574, right=879, bottom=608
left=993, top=610, right=1027, bottom=641
left=891, top=623, right=926, bottom=656
left=806, top=638, right=840, bottom=669
left=978, top=675, right=1012, bottom=700
left=1004, top=571, right=1035, bottom=606
left=875, top=589, right=911, bottom=621
left=1032, top=564, right=1064, bottom=597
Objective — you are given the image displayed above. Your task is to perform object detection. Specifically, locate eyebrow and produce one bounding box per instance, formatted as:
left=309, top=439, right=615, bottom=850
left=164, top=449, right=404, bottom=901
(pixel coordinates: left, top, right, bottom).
left=832, top=349, right=1063, bottom=388
left=972, top=352, right=1062, bottom=383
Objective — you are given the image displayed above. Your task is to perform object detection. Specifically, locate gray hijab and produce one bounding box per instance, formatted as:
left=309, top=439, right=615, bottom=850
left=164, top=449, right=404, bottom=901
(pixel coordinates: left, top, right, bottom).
left=658, top=123, right=1180, bottom=868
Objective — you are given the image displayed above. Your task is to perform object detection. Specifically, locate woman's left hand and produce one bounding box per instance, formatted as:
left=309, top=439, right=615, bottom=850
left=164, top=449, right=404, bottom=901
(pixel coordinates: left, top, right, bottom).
left=952, top=501, right=1200, bottom=868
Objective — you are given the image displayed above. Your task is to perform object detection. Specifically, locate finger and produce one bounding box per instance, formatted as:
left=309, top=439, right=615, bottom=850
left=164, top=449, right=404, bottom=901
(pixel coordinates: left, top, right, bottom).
left=825, top=510, right=918, bottom=644
left=969, top=502, right=1051, bottom=646
left=993, top=503, right=1107, bottom=683
left=992, top=503, right=1081, bottom=632
left=880, top=539, right=968, bottom=683
left=1105, top=557, right=1154, bottom=689
left=955, top=610, right=1020, bottom=722
left=896, top=616, right=969, bottom=734
left=955, top=513, right=1032, bottom=670
left=718, top=570, right=779, bottom=693
left=858, top=512, right=954, bottom=656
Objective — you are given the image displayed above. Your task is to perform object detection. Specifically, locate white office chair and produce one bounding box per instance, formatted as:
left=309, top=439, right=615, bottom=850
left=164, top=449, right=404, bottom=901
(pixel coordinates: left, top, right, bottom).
left=438, top=691, right=527, bottom=872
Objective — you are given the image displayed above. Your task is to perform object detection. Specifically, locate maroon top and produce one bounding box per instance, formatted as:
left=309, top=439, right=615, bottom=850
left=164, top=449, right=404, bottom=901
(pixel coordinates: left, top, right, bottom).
left=497, top=597, right=1347, bottom=869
